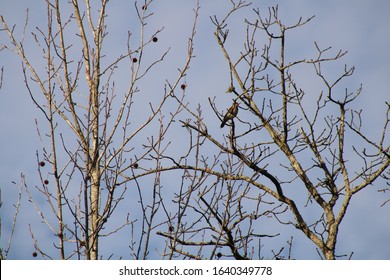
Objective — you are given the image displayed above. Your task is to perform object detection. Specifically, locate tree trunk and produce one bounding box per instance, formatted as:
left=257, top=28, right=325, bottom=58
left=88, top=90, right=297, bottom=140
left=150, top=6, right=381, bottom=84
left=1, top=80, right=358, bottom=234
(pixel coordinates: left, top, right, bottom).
left=89, top=76, right=100, bottom=259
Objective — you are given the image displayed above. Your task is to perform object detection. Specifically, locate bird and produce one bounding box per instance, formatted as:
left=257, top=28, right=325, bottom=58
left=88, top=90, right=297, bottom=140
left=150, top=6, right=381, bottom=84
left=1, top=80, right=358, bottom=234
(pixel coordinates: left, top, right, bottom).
left=220, top=100, right=239, bottom=128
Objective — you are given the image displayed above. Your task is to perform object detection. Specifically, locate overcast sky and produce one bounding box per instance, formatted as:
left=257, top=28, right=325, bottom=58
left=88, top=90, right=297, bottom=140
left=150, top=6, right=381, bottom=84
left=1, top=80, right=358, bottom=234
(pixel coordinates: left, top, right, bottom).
left=1, top=0, right=389, bottom=260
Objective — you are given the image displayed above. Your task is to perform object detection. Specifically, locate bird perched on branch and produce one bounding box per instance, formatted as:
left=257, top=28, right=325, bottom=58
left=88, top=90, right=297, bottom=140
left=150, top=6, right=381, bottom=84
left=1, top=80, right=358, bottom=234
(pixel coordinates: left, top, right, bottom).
left=220, top=100, right=239, bottom=128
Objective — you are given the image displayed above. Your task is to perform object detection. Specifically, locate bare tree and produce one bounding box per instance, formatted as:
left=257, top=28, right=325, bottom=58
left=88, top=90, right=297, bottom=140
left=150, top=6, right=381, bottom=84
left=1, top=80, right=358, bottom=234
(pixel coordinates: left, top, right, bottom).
left=1, top=1, right=389, bottom=260
left=1, top=0, right=198, bottom=259
left=155, top=3, right=390, bottom=260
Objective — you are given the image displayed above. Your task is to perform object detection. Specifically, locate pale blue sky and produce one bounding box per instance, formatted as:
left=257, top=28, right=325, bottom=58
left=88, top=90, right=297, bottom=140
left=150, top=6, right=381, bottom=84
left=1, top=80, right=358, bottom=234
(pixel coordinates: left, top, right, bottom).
left=1, top=0, right=389, bottom=259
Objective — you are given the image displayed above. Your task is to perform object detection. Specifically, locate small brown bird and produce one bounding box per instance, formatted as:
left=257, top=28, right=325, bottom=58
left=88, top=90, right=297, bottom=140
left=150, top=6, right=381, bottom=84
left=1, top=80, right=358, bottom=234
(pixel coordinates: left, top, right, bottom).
left=220, top=100, right=239, bottom=128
